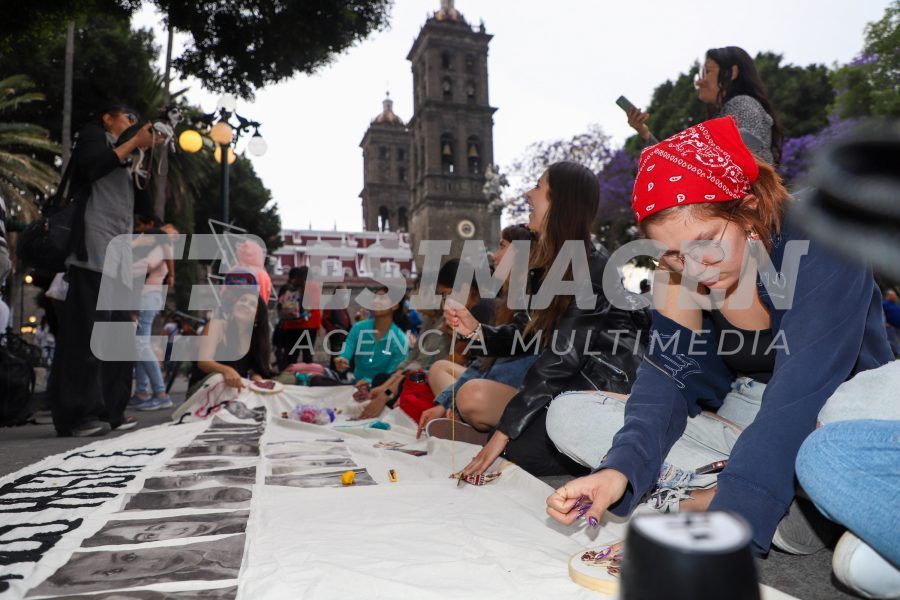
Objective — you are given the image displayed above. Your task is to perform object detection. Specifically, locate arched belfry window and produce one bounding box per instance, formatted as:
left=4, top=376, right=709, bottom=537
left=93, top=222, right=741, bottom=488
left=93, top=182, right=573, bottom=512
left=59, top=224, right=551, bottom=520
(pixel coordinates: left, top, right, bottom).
left=441, top=51, right=453, bottom=70
left=441, top=77, right=453, bottom=101
left=378, top=206, right=390, bottom=232
left=465, top=80, right=476, bottom=103
left=398, top=207, right=408, bottom=231
left=440, top=134, right=455, bottom=174
left=467, top=136, right=481, bottom=175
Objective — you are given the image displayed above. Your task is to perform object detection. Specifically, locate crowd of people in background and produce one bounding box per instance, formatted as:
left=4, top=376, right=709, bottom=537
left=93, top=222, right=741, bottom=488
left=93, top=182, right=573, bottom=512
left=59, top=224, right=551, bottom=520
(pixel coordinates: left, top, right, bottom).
left=1, top=43, right=898, bottom=599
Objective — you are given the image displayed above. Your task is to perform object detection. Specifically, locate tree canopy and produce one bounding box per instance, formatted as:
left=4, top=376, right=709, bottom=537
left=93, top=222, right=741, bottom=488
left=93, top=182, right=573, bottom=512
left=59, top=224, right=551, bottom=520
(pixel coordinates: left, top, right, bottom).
left=0, top=12, right=159, bottom=142
left=5, top=0, right=394, bottom=101
left=160, top=0, right=393, bottom=98
left=831, top=0, right=900, bottom=119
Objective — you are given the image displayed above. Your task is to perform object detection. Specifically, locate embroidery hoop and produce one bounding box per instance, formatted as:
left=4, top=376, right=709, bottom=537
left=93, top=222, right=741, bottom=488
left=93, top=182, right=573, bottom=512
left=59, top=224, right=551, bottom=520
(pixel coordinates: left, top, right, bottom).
left=568, top=546, right=621, bottom=595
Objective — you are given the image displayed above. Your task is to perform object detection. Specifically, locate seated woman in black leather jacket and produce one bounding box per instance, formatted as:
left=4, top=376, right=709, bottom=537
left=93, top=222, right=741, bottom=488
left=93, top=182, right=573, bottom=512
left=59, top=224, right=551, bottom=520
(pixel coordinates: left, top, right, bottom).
left=444, top=161, right=648, bottom=477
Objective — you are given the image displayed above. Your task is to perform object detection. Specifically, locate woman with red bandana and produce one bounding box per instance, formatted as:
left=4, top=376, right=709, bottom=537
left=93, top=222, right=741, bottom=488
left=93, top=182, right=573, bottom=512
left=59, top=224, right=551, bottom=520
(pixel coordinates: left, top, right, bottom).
left=543, top=116, right=894, bottom=554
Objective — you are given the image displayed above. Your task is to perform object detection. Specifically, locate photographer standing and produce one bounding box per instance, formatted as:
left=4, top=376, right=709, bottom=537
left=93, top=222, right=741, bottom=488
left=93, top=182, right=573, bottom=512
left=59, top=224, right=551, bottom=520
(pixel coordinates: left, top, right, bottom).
left=48, top=104, right=157, bottom=437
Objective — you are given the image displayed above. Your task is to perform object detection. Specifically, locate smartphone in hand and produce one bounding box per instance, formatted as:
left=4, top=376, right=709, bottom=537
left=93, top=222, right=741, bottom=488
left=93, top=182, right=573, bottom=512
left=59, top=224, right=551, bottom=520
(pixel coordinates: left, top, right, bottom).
left=616, top=95, right=638, bottom=114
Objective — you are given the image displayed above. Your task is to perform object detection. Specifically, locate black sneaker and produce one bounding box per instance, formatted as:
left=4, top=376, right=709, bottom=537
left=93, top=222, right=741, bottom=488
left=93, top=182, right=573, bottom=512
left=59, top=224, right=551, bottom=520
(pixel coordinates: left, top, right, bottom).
left=111, top=416, right=139, bottom=431
left=772, top=498, right=835, bottom=555
left=72, top=420, right=111, bottom=437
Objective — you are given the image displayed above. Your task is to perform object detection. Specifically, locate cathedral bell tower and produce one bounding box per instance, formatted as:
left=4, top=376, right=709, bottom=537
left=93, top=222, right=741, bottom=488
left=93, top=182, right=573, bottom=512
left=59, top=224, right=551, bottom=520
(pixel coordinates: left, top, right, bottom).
left=359, top=93, right=411, bottom=232
left=407, top=0, right=500, bottom=257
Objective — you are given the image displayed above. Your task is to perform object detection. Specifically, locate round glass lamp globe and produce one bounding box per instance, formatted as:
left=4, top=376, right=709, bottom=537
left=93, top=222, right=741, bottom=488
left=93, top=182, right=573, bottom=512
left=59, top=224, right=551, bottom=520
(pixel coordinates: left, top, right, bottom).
left=209, top=121, right=234, bottom=145
left=247, top=135, right=268, bottom=156
left=178, top=129, right=203, bottom=153
left=217, top=94, right=237, bottom=112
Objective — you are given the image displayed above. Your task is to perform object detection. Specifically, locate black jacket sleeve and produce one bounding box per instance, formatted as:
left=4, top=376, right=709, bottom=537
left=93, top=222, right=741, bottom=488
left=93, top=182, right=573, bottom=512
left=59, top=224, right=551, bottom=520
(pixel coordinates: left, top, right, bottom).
left=73, top=123, right=122, bottom=184
left=496, top=251, right=615, bottom=439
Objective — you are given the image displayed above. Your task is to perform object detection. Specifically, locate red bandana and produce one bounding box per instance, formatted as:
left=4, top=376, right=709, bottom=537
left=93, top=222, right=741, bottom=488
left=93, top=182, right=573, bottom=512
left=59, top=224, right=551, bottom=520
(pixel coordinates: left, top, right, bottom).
left=632, top=116, right=759, bottom=223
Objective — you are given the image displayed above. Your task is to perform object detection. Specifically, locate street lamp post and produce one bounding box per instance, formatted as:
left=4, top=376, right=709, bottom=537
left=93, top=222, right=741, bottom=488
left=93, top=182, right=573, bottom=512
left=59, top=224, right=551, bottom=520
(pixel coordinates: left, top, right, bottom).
left=220, top=128, right=230, bottom=223
left=179, top=94, right=266, bottom=225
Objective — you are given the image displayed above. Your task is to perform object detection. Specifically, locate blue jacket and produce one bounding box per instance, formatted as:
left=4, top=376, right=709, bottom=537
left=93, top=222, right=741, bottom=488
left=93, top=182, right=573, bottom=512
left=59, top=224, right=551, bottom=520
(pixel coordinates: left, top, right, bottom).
left=598, top=216, right=893, bottom=552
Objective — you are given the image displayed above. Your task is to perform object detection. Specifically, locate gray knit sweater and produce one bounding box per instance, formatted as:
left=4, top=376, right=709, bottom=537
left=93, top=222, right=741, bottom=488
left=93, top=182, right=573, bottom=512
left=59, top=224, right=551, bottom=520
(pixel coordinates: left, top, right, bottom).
left=717, top=94, right=775, bottom=165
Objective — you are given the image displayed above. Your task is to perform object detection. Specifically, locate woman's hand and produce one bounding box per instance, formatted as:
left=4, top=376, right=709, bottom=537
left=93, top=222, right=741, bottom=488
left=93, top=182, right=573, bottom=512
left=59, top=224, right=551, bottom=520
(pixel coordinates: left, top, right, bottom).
left=416, top=404, right=447, bottom=439
left=627, top=107, right=652, bottom=141
left=221, top=366, right=245, bottom=389
left=546, top=469, right=629, bottom=527
left=461, top=431, right=508, bottom=477
left=358, top=395, right=387, bottom=419
left=334, top=356, right=350, bottom=372
left=443, top=298, right=478, bottom=337
left=133, top=123, right=156, bottom=149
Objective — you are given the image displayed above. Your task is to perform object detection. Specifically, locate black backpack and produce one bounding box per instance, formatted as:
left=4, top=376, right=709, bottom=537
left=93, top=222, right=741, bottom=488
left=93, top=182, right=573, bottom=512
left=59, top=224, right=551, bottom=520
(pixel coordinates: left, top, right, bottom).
left=17, top=138, right=84, bottom=275
left=0, top=334, right=37, bottom=426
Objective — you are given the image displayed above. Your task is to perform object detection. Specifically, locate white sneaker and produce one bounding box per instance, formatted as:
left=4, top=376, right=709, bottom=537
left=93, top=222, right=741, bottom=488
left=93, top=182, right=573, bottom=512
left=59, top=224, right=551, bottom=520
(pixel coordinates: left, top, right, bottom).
left=832, top=531, right=900, bottom=599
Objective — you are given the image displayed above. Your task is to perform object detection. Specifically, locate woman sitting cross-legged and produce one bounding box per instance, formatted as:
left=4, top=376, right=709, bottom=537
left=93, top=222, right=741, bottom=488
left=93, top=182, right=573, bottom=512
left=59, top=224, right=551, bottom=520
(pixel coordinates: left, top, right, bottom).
left=425, top=258, right=499, bottom=400
left=334, top=286, right=410, bottom=408
left=544, top=116, right=896, bottom=555
left=441, top=161, right=647, bottom=477
left=189, top=270, right=276, bottom=391
left=417, top=224, right=539, bottom=441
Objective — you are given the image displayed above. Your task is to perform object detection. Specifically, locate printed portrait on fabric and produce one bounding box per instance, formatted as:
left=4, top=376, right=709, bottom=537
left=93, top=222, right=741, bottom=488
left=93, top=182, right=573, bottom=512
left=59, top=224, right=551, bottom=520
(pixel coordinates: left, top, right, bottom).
left=82, top=512, right=249, bottom=547
left=173, top=445, right=259, bottom=459
left=141, top=468, right=257, bottom=491
left=269, top=459, right=358, bottom=474
left=265, top=468, right=376, bottom=489
left=40, top=586, right=238, bottom=599
left=121, top=487, right=251, bottom=511
left=26, top=535, right=245, bottom=596
left=162, top=460, right=236, bottom=472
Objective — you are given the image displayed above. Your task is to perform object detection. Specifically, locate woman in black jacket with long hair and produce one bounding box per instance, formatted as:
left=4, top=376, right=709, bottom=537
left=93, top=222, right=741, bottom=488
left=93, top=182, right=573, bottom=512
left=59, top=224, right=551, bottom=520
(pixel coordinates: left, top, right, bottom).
left=444, top=161, right=646, bottom=476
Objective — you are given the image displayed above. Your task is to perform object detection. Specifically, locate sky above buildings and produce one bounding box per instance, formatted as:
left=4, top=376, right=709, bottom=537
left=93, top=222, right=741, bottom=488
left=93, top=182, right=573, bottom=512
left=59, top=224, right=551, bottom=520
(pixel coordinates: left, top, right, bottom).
left=133, top=0, right=890, bottom=232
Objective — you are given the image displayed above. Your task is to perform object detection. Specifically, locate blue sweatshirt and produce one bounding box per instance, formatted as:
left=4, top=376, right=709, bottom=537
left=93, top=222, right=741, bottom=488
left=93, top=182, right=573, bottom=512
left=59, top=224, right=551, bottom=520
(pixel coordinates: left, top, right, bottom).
left=597, top=216, right=893, bottom=552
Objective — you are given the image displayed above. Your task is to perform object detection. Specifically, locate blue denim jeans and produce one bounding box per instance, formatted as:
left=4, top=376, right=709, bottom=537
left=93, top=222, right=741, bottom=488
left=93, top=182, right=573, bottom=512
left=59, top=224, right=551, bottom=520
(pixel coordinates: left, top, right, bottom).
left=134, top=292, right=166, bottom=395
left=434, top=354, right=539, bottom=409
left=796, top=420, right=900, bottom=567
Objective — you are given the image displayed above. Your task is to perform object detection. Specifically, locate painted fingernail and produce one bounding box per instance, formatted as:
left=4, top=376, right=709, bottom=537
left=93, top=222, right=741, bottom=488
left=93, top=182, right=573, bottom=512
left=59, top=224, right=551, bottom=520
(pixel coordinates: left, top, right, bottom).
left=588, top=516, right=599, bottom=528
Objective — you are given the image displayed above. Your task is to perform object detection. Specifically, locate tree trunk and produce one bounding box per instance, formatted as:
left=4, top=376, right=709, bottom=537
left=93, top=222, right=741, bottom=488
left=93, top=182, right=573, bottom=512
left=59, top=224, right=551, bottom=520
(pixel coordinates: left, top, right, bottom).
left=61, top=21, right=74, bottom=169
left=153, top=19, right=174, bottom=220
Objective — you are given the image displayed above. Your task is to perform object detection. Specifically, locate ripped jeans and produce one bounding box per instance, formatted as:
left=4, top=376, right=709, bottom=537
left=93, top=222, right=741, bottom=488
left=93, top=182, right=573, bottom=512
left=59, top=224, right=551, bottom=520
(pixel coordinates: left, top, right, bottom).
left=547, top=376, right=764, bottom=491
left=546, top=362, right=900, bottom=492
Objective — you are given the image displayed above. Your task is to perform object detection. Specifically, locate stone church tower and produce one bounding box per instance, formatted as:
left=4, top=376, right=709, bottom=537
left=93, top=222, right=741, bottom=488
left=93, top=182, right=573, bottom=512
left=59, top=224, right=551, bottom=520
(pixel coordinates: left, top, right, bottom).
left=359, top=1, right=500, bottom=256
left=406, top=0, right=500, bottom=255
left=359, top=93, right=411, bottom=232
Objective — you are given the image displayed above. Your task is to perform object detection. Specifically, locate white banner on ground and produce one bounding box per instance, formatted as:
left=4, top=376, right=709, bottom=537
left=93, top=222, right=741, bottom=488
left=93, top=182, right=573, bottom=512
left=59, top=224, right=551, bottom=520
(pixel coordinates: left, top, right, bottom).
left=1, top=375, right=795, bottom=599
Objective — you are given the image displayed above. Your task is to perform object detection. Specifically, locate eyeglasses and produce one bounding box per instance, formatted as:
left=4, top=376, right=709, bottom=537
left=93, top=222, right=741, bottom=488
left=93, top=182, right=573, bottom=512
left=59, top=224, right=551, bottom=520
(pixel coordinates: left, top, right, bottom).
left=698, top=64, right=719, bottom=80
left=651, top=208, right=737, bottom=272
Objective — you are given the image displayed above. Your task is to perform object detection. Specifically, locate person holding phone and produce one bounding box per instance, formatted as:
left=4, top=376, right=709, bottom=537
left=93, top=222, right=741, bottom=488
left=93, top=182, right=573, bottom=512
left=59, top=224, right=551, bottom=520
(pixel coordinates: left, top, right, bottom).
left=48, top=103, right=160, bottom=437
left=625, top=46, right=783, bottom=165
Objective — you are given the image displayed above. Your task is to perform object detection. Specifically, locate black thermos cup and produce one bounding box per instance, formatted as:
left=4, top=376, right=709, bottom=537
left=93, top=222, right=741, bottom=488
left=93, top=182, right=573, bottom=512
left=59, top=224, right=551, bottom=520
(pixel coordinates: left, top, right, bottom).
left=620, top=511, right=760, bottom=600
